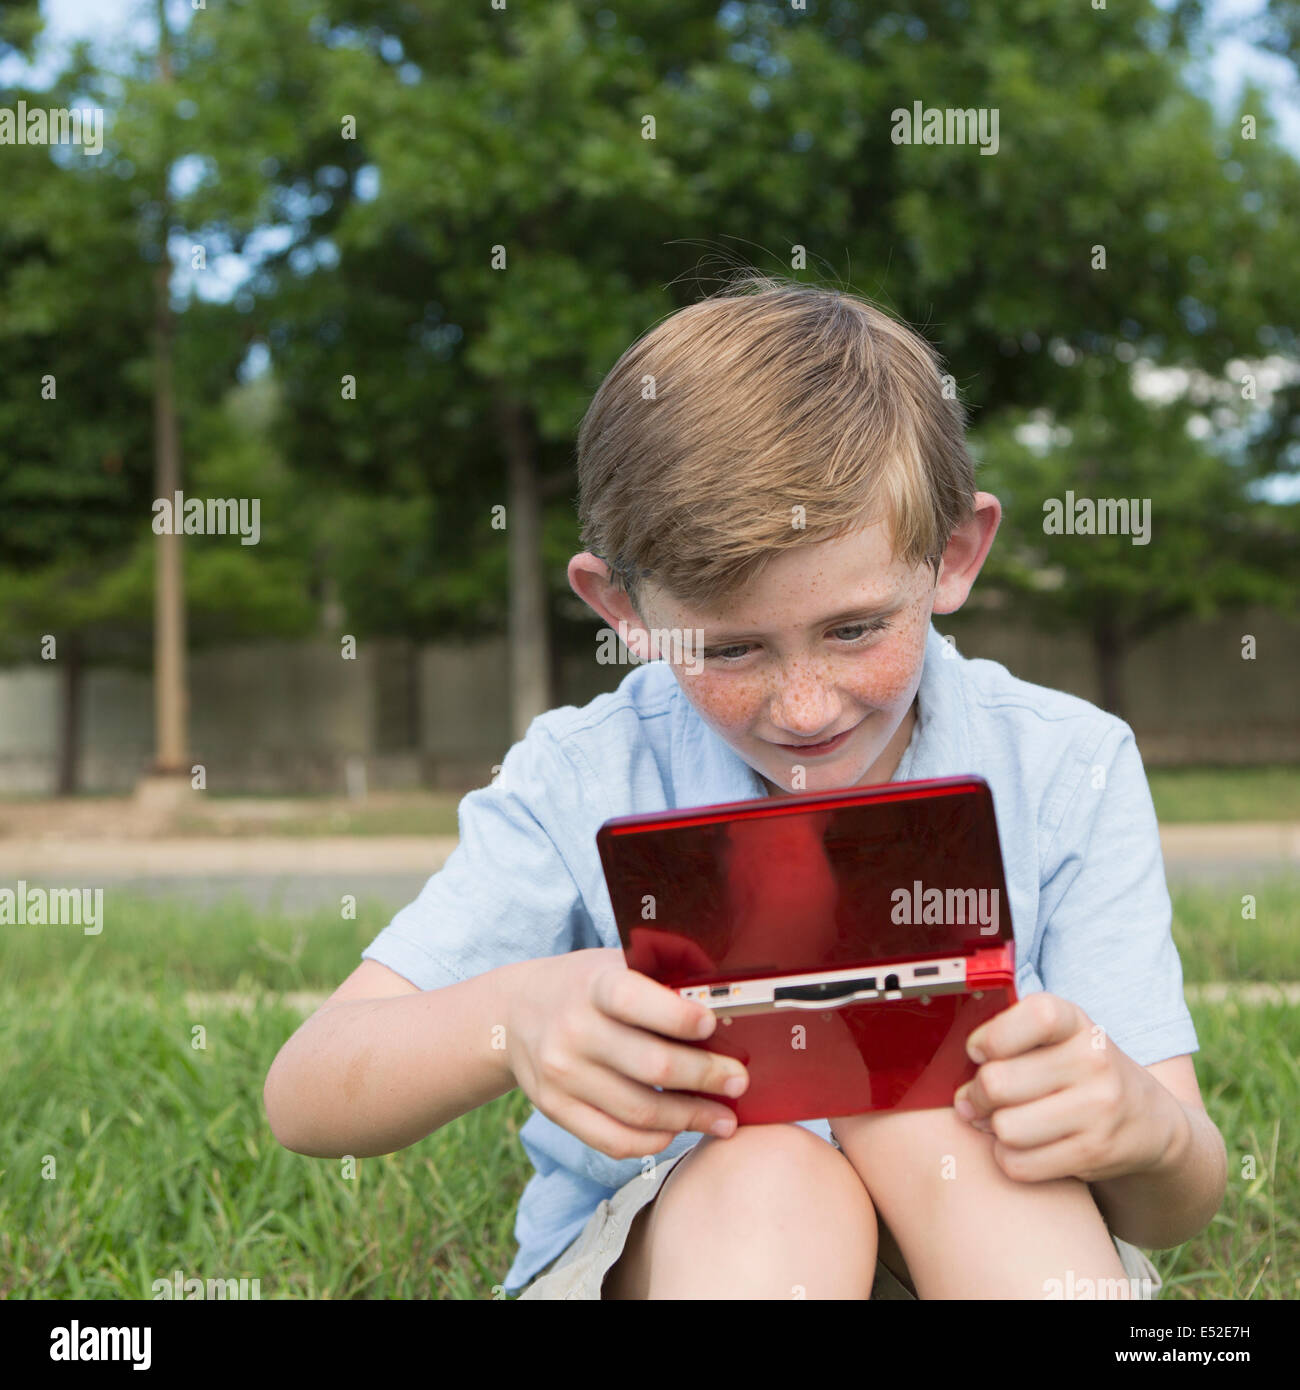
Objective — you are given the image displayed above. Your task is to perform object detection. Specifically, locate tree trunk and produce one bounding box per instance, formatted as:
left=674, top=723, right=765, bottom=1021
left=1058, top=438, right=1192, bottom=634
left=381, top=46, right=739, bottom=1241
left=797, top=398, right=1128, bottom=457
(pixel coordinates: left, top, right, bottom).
left=1092, top=617, right=1125, bottom=720
left=497, top=388, right=551, bottom=741
left=151, top=0, right=187, bottom=775
left=57, top=633, right=82, bottom=795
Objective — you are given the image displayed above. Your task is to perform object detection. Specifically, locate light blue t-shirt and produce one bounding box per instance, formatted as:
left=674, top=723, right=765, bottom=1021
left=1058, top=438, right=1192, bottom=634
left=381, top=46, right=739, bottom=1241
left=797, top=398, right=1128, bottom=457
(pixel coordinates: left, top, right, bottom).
left=360, top=620, right=1198, bottom=1292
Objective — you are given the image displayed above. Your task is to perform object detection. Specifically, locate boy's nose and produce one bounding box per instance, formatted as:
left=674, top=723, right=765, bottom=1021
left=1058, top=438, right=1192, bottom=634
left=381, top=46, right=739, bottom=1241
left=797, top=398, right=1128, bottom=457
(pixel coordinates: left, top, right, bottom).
left=767, top=672, right=842, bottom=741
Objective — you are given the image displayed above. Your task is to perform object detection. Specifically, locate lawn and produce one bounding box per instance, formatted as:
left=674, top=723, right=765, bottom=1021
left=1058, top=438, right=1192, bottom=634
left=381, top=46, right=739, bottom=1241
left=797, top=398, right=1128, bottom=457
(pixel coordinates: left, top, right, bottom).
left=1, top=883, right=1296, bottom=1300
left=1145, top=765, right=1300, bottom=823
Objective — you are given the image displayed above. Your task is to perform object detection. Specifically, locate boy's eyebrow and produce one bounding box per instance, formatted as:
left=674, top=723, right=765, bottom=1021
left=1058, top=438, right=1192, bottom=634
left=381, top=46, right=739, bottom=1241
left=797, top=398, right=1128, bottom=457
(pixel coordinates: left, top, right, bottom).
left=702, top=599, right=903, bottom=644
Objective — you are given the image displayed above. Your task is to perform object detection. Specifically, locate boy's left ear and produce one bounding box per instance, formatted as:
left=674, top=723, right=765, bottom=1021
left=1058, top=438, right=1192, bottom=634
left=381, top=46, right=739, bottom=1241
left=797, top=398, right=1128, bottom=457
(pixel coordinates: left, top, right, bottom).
left=567, top=552, right=652, bottom=654
left=931, top=493, right=1001, bottom=616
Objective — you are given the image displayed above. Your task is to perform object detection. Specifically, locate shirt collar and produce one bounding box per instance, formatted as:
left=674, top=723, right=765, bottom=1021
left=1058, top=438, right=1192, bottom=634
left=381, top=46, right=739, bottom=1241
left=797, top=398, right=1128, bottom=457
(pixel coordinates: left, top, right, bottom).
left=669, top=620, right=971, bottom=809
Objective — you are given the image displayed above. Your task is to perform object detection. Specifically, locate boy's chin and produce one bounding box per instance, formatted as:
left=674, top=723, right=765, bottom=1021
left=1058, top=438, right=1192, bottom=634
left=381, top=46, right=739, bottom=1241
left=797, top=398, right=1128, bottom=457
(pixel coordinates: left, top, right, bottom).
left=756, top=754, right=868, bottom=796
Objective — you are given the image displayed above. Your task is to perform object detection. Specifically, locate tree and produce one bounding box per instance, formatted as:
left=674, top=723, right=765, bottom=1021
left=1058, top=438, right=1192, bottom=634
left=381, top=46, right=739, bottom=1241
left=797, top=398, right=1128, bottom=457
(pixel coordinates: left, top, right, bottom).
left=0, top=35, right=318, bottom=790
left=973, top=365, right=1300, bottom=718
left=0, top=0, right=41, bottom=62
left=0, top=48, right=159, bottom=790
left=8, top=0, right=1293, bottom=773
left=169, top=0, right=1298, bottom=731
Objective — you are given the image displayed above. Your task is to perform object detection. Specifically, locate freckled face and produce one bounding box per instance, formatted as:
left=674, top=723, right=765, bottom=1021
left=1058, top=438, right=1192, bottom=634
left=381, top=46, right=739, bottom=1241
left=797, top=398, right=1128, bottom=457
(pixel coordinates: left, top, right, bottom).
left=635, top=522, right=935, bottom=796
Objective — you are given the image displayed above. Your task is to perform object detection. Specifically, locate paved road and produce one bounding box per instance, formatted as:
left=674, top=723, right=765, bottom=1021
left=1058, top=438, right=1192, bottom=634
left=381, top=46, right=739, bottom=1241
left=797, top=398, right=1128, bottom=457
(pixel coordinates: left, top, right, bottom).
left=0, top=836, right=450, bottom=914
left=0, top=825, right=1295, bottom=914
left=61, top=872, right=435, bottom=914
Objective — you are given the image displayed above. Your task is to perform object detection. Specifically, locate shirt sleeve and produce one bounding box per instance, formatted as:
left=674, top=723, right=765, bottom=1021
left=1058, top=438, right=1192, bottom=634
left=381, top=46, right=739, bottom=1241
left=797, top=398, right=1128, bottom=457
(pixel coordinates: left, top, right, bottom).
left=1035, top=719, right=1199, bottom=1067
left=359, top=722, right=599, bottom=992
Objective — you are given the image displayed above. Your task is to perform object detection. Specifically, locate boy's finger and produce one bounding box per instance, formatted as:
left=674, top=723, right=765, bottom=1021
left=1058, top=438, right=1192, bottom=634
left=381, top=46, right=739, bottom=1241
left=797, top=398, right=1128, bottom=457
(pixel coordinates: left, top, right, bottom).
left=585, top=1009, right=748, bottom=1102
left=957, top=1038, right=1075, bottom=1117
left=591, top=963, right=716, bottom=1041
left=967, top=992, right=1082, bottom=1063
left=547, top=1093, right=678, bottom=1164
left=573, top=1057, right=740, bottom=1142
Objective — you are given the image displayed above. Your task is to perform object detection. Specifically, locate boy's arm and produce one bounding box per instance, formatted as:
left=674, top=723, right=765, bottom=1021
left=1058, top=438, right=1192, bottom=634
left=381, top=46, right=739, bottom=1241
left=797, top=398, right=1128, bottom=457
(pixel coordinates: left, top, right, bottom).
left=1086, top=1053, right=1228, bottom=1251
left=1024, top=720, right=1217, bottom=1245
left=264, top=956, right=538, bottom=1157
left=953, top=998, right=1228, bottom=1250
left=266, top=723, right=600, bottom=1157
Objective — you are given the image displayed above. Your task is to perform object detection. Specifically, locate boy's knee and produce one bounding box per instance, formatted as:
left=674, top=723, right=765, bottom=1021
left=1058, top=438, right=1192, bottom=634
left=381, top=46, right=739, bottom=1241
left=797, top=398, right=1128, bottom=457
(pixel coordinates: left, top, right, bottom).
left=835, top=1103, right=996, bottom=1193
left=675, top=1122, right=875, bottom=1222
left=697, top=1120, right=855, bottom=1169
left=628, top=1124, right=879, bottom=1299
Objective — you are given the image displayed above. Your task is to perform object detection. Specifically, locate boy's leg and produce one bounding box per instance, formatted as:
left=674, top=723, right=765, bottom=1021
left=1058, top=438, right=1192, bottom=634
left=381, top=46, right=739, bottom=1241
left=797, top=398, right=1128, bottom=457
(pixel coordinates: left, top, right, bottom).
left=602, top=1123, right=879, bottom=1300
left=831, top=1105, right=1130, bottom=1300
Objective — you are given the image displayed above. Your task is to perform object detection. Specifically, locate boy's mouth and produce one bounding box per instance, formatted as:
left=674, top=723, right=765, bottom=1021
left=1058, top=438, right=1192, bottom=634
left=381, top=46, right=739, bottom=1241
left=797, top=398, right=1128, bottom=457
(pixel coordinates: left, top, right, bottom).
left=771, top=719, right=861, bottom=756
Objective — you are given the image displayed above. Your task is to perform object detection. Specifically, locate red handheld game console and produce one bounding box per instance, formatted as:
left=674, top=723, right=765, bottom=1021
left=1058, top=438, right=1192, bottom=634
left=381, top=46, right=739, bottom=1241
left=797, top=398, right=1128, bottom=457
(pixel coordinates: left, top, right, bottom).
left=595, top=775, right=1018, bottom=1126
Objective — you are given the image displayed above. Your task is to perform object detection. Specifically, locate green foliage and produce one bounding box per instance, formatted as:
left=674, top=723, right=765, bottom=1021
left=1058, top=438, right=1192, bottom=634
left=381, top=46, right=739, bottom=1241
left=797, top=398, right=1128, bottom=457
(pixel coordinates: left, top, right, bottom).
left=0, top=0, right=42, bottom=61
left=975, top=367, right=1300, bottom=645
left=0, top=0, right=1297, bottom=668
left=0, top=47, right=318, bottom=666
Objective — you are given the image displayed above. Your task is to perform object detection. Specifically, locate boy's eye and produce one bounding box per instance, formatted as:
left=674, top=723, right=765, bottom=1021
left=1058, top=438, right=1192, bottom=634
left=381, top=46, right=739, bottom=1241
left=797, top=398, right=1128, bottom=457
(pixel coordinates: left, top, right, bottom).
left=702, top=617, right=890, bottom=663
left=831, top=618, right=891, bottom=643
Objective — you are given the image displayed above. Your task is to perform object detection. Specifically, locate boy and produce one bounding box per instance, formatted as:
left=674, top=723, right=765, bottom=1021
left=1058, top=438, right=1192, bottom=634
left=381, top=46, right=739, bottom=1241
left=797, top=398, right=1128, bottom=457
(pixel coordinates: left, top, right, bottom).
left=263, top=274, right=1226, bottom=1299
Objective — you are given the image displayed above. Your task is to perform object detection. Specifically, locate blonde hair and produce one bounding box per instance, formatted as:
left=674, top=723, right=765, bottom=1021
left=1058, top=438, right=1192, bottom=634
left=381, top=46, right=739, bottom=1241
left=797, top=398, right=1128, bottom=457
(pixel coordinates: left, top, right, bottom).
left=575, top=271, right=978, bottom=615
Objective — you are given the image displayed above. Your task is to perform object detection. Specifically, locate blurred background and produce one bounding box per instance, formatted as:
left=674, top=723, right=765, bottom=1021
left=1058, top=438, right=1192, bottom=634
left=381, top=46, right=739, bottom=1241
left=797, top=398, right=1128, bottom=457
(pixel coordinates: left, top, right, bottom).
left=0, top=0, right=1296, bottom=1302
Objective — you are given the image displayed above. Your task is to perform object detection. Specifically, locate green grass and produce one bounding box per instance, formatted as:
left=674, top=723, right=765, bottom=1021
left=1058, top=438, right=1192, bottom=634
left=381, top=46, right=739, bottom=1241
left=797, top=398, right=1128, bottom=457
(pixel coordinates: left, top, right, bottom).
left=1146, top=765, right=1300, bottom=823
left=1, top=885, right=1296, bottom=1299
left=1170, top=874, right=1300, bottom=983
left=0, top=962, right=527, bottom=1300
left=1152, top=1000, right=1297, bottom=1300
left=0, top=893, right=392, bottom=994
left=5, top=879, right=1296, bottom=993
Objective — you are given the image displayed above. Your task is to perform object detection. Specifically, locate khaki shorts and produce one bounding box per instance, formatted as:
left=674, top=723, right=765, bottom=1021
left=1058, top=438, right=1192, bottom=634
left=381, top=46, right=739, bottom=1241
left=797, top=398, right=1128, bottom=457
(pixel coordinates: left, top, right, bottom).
left=514, top=1140, right=1163, bottom=1300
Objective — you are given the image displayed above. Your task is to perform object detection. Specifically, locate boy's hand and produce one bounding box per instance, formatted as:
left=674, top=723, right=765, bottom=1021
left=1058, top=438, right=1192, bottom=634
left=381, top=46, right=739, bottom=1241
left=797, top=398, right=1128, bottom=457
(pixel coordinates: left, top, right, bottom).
left=951, top=991, right=1184, bottom=1185
left=504, top=947, right=749, bottom=1163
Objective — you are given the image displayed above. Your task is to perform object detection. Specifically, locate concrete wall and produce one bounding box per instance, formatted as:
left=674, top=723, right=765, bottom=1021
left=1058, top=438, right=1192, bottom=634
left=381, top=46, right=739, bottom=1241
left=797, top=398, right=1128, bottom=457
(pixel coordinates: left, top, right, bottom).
left=0, top=667, right=60, bottom=793
left=942, top=601, right=1300, bottom=764
left=0, top=605, right=1295, bottom=794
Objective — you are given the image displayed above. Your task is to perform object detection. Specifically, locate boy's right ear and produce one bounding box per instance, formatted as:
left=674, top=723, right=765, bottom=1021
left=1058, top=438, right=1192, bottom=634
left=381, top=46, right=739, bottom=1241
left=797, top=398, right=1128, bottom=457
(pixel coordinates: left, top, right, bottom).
left=567, top=553, right=648, bottom=649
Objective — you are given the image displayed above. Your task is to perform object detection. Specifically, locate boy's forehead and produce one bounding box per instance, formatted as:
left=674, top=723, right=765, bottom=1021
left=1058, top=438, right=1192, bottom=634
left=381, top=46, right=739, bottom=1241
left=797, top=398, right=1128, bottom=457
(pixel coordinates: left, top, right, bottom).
left=645, top=552, right=921, bottom=628
left=699, top=520, right=898, bottom=599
